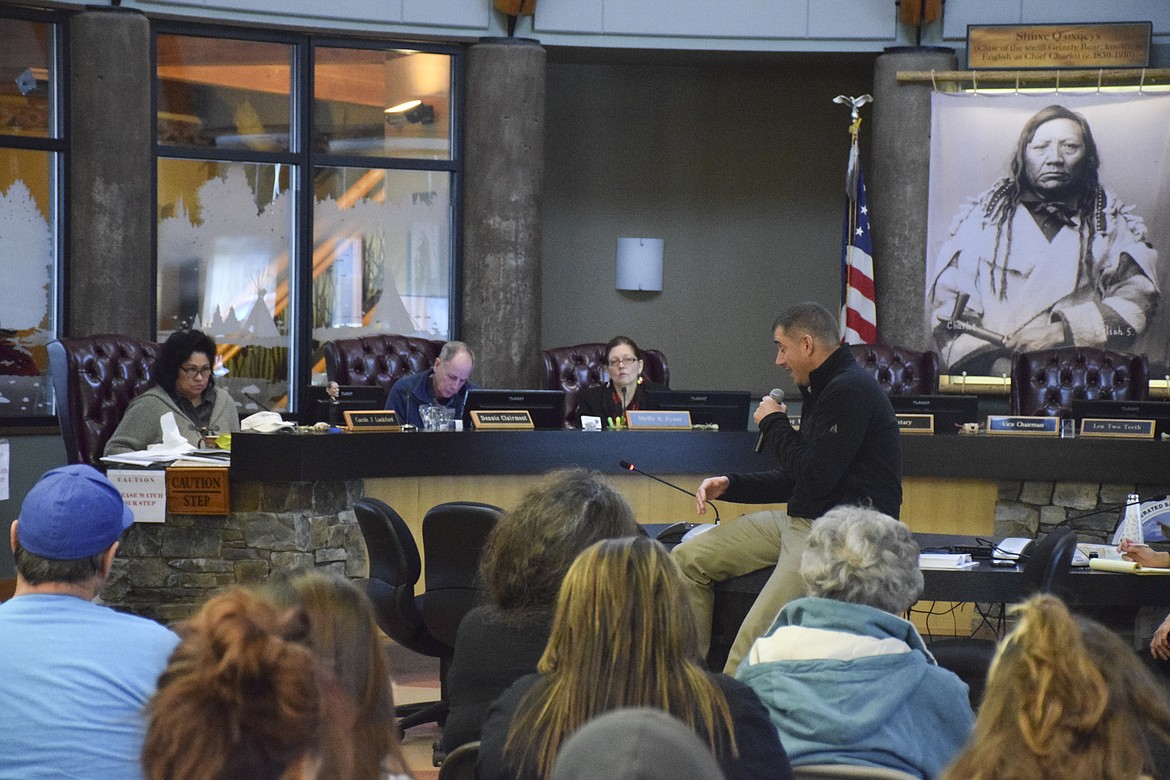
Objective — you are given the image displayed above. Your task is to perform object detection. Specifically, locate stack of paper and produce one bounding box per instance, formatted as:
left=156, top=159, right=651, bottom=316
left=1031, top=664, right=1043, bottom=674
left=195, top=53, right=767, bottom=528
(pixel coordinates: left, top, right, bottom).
left=919, top=553, right=979, bottom=570
left=1088, top=559, right=1170, bottom=575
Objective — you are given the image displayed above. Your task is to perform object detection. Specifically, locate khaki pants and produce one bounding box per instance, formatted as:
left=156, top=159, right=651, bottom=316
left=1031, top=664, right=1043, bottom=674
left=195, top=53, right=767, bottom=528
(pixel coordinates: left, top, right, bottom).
left=672, top=509, right=813, bottom=674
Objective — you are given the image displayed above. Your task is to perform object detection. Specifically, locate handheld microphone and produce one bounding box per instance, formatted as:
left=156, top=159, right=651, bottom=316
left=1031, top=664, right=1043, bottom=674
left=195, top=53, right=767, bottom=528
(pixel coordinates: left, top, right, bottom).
left=620, top=460, right=720, bottom=524
left=753, top=388, right=785, bottom=453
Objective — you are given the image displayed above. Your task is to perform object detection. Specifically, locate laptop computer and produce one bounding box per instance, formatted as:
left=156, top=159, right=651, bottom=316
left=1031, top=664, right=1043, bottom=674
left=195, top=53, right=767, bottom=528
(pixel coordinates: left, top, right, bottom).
left=888, top=394, right=979, bottom=435
left=301, top=384, right=387, bottom=424
left=463, top=389, right=567, bottom=430
left=641, top=390, right=752, bottom=431
left=1070, top=398, right=1170, bottom=438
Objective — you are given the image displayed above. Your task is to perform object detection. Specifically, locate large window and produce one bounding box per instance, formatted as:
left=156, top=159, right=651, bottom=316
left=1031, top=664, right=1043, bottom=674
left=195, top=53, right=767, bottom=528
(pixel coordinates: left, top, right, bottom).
left=0, top=11, right=61, bottom=422
left=155, top=29, right=459, bottom=414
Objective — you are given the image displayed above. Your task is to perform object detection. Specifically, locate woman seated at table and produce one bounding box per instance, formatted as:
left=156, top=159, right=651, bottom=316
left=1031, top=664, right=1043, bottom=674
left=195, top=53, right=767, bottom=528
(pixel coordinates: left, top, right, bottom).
left=1121, top=539, right=1170, bottom=669
left=478, top=536, right=792, bottom=780
left=104, top=330, right=239, bottom=455
left=574, top=336, right=662, bottom=428
left=736, top=505, right=973, bottom=778
left=440, top=469, right=641, bottom=753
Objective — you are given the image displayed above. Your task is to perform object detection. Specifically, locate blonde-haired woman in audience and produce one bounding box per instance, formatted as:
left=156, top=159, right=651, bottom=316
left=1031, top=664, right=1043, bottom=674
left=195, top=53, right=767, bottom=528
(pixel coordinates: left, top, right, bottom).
left=478, top=536, right=792, bottom=780
left=142, top=587, right=338, bottom=779
left=441, top=468, right=641, bottom=752
left=264, top=570, right=411, bottom=780
left=944, top=593, right=1170, bottom=780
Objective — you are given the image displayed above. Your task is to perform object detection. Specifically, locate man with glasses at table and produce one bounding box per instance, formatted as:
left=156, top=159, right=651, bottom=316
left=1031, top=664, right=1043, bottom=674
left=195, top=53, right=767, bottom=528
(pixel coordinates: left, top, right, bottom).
left=385, top=340, right=479, bottom=429
left=104, top=330, right=240, bottom=456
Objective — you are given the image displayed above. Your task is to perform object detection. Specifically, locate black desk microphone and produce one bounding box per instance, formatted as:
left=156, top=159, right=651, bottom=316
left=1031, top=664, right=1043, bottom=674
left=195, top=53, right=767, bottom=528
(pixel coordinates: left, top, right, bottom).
left=244, top=392, right=272, bottom=412
left=620, top=460, right=720, bottom=524
left=753, top=388, right=785, bottom=453
left=1053, top=493, right=1166, bottom=530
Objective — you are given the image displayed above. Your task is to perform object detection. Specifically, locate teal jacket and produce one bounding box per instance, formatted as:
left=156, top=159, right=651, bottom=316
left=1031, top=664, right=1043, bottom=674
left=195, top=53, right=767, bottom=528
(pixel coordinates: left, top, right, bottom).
left=736, top=597, right=973, bottom=779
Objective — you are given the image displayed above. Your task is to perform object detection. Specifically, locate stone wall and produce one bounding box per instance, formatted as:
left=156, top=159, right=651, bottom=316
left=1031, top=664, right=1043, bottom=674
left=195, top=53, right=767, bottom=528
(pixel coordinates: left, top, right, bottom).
left=102, top=479, right=366, bottom=623
left=994, top=480, right=1170, bottom=542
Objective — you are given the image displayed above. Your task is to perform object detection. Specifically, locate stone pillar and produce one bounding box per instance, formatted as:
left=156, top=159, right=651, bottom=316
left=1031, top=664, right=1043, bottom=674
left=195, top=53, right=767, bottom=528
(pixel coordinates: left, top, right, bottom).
left=461, top=39, right=545, bottom=388
left=870, top=46, right=956, bottom=350
left=69, top=9, right=153, bottom=339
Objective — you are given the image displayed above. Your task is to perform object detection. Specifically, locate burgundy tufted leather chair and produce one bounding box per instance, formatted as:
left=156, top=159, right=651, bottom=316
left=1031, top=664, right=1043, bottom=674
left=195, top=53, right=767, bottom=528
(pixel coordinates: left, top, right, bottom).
left=848, top=343, right=939, bottom=396
left=322, top=334, right=445, bottom=397
left=1010, top=346, right=1149, bottom=418
left=540, top=343, right=670, bottom=426
left=48, top=335, right=162, bottom=466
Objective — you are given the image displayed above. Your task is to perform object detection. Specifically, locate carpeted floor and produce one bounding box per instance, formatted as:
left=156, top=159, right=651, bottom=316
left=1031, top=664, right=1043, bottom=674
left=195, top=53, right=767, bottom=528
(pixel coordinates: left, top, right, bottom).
left=388, top=640, right=443, bottom=779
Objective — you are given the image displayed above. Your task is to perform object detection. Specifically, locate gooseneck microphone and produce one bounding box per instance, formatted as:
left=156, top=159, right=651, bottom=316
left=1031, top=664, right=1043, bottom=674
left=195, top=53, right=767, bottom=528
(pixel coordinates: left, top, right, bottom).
left=620, top=460, right=720, bottom=524
left=753, top=388, right=785, bottom=453
left=244, top=392, right=272, bottom=412
left=1053, top=493, right=1166, bottom=530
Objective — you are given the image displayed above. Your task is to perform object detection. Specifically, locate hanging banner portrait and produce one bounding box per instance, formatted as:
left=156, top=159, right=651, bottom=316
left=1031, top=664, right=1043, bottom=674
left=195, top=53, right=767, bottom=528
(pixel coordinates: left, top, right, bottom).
left=925, top=92, right=1170, bottom=378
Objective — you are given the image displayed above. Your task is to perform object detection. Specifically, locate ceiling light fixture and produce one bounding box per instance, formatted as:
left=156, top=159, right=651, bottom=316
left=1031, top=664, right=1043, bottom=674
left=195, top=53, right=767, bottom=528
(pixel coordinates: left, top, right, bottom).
left=384, top=99, right=435, bottom=125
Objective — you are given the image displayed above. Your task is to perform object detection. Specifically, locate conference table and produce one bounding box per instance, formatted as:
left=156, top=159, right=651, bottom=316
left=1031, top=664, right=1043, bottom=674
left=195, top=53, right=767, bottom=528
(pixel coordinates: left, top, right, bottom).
left=107, top=427, right=1170, bottom=625
left=232, top=427, right=1170, bottom=546
left=233, top=427, right=1170, bottom=611
left=711, top=533, right=1170, bottom=609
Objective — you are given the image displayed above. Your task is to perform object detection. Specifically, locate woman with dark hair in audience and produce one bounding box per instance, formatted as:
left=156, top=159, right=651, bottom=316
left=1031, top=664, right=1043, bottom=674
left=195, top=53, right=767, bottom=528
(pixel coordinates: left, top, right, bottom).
left=737, top=505, right=973, bottom=778
left=142, top=587, right=336, bottom=779
left=440, top=469, right=641, bottom=753
left=264, top=570, right=410, bottom=780
left=944, top=594, right=1170, bottom=780
left=105, top=329, right=239, bottom=455
left=478, top=536, right=792, bottom=780
left=573, top=336, right=663, bottom=427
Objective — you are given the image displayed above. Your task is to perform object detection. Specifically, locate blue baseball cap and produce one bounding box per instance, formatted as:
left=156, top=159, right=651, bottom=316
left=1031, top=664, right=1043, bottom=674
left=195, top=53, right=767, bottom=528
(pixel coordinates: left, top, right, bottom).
left=17, top=465, right=135, bottom=560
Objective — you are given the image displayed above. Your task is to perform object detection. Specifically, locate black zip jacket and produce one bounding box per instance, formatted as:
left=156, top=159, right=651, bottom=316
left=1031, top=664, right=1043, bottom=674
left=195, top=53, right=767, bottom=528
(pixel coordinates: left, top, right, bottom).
left=723, top=345, right=903, bottom=520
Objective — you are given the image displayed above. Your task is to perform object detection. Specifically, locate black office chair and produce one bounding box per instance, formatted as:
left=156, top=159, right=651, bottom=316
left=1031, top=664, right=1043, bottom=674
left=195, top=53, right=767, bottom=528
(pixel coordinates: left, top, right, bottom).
left=927, top=526, right=1079, bottom=708
left=437, top=740, right=479, bottom=780
left=352, top=497, right=450, bottom=735
left=420, top=501, right=503, bottom=648
left=420, top=500, right=502, bottom=765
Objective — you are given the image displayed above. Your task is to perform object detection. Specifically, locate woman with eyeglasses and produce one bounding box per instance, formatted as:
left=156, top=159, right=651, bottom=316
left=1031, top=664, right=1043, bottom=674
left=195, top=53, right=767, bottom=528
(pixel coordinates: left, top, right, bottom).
left=104, top=330, right=240, bottom=456
left=574, top=336, right=663, bottom=428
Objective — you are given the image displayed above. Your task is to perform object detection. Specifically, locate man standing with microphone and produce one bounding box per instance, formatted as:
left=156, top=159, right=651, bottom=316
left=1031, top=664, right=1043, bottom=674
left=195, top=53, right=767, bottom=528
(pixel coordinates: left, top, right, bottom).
left=673, top=302, right=902, bottom=673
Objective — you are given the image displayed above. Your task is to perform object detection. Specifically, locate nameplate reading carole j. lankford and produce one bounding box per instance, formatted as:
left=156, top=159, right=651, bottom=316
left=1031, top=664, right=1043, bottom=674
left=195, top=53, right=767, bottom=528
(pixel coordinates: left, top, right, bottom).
left=343, top=410, right=401, bottom=432
left=1080, top=418, right=1156, bottom=440
left=986, top=415, right=1060, bottom=436
left=470, top=410, right=534, bottom=430
left=165, top=466, right=230, bottom=515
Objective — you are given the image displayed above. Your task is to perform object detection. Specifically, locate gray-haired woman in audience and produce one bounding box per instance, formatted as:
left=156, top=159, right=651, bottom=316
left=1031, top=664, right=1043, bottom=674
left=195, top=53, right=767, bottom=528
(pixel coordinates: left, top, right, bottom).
left=736, top=505, right=973, bottom=779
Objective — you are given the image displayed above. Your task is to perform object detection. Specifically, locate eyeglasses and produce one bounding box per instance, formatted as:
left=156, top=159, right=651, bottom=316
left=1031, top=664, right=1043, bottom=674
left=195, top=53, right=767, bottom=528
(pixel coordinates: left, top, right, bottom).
left=180, top=365, right=213, bottom=378
left=607, top=357, right=641, bottom=367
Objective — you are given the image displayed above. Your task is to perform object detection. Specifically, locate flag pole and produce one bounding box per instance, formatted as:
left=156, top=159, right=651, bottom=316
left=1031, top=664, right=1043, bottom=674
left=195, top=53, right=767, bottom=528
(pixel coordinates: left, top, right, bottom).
left=833, top=94, right=877, bottom=345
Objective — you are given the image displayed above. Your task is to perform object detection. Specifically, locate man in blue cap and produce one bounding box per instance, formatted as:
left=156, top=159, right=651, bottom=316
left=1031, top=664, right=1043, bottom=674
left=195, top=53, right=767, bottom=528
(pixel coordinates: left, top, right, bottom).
left=0, top=465, right=180, bottom=779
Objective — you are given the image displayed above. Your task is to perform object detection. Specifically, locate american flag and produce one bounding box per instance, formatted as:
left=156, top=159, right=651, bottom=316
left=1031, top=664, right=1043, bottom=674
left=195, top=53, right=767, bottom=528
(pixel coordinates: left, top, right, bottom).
left=839, top=129, right=877, bottom=345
